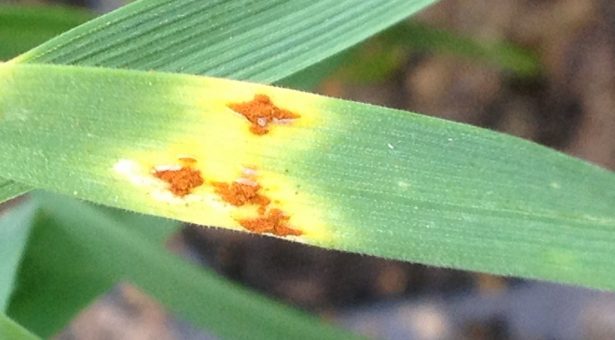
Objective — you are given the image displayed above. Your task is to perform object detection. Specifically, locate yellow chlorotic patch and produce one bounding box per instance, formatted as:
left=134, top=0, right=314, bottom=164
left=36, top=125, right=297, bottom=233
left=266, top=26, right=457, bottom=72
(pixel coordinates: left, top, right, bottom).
left=111, top=78, right=333, bottom=242
left=182, top=77, right=322, bottom=136
left=114, top=157, right=330, bottom=241
left=245, top=168, right=330, bottom=240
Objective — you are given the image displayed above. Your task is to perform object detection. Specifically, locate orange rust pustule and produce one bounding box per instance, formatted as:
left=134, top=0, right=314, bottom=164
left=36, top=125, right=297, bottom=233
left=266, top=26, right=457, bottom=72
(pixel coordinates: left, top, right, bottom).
left=227, top=94, right=300, bottom=135
left=212, top=181, right=270, bottom=210
left=154, top=167, right=204, bottom=197
left=239, top=208, right=302, bottom=236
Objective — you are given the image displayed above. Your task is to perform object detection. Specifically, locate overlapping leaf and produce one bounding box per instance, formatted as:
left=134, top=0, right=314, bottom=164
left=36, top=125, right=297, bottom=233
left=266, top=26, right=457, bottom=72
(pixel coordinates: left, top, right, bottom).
left=0, top=311, right=38, bottom=340
left=7, top=192, right=351, bottom=338
left=0, top=201, right=36, bottom=311
left=0, top=5, right=91, bottom=60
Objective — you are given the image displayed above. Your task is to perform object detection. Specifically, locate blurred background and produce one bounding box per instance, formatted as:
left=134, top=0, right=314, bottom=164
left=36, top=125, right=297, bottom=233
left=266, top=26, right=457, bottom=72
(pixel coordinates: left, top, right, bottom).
left=2, top=0, right=615, bottom=339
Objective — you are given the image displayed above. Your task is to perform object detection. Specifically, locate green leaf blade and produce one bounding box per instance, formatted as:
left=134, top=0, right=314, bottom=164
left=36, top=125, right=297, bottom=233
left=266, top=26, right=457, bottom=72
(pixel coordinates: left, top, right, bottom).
left=310, top=99, right=615, bottom=285
left=15, top=0, right=436, bottom=82
left=0, top=0, right=439, bottom=204
left=0, top=63, right=613, bottom=290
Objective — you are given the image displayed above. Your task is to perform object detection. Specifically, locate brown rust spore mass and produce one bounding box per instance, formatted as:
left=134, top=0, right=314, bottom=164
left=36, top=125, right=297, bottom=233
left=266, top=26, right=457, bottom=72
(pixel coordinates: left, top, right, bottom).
left=212, top=181, right=270, bottom=211
left=212, top=175, right=302, bottom=237
left=239, top=208, right=302, bottom=236
left=153, top=160, right=204, bottom=197
left=227, top=94, right=300, bottom=135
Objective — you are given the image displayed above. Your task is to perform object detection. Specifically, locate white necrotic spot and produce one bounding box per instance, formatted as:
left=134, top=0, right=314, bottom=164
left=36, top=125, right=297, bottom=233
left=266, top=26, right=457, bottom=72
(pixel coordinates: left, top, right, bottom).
left=113, top=159, right=159, bottom=187
left=387, top=143, right=395, bottom=150
left=114, top=159, right=138, bottom=176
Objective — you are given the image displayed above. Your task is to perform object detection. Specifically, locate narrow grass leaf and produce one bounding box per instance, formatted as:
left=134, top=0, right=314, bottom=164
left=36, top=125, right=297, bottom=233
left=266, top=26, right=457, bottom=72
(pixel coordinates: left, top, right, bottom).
left=332, top=22, right=541, bottom=83
left=0, top=5, right=92, bottom=60
left=15, top=0, right=437, bottom=83
left=0, top=312, right=38, bottom=340
left=381, top=22, right=541, bottom=76
left=0, top=63, right=613, bottom=290
left=0, top=0, right=439, bottom=204
left=0, top=201, right=37, bottom=311
left=7, top=194, right=354, bottom=339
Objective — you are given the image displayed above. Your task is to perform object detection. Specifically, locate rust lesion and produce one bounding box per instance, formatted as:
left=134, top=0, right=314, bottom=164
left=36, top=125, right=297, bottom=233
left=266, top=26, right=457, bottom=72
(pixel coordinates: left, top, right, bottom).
left=212, top=181, right=270, bottom=213
left=227, top=94, right=300, bottom=135
left=153, top=157, right=204, bottom=197
left=149, top=156, right=302, bottom=237
left=212, top=170, right=302, bottom=237
left=239, top=208, right=302, bottom=236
